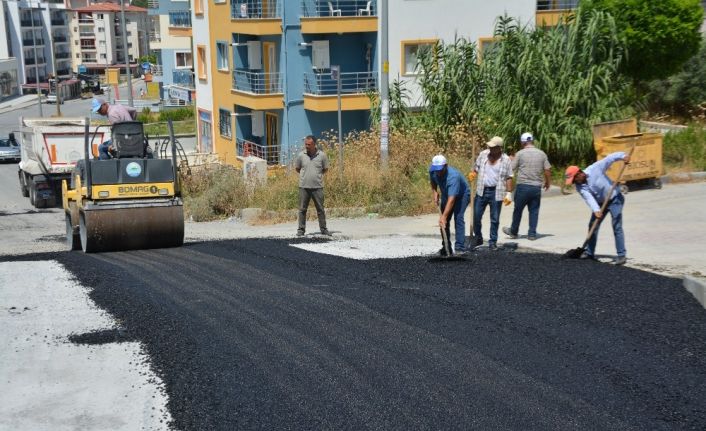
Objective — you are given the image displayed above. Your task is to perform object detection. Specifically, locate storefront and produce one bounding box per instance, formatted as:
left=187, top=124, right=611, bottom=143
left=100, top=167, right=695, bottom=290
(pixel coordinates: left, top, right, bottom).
left=0, top=58, right=20, bottom=103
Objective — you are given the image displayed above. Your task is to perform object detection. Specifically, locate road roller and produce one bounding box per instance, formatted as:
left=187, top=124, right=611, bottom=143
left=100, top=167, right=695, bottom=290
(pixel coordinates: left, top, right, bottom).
left=63, top=119, right=184, bottom=253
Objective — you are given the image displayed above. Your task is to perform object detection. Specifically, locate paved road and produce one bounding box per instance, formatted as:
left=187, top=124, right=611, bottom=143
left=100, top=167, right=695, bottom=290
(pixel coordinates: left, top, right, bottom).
left=2, top=160, right=706, bottom=429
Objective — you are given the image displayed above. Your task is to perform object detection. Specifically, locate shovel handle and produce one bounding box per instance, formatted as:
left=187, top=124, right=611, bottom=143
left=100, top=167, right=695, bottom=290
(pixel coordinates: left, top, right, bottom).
left=581, top=145, right=635, bottom=246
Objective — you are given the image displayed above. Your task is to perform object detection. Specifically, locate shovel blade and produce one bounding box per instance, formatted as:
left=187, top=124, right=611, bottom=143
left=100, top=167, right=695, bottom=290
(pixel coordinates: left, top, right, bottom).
left=562, top=247, right=585, bottom=259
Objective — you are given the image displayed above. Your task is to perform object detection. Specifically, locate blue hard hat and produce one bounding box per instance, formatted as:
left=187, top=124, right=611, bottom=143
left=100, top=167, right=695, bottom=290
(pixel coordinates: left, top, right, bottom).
left=91, top=98, right=105, bottom=113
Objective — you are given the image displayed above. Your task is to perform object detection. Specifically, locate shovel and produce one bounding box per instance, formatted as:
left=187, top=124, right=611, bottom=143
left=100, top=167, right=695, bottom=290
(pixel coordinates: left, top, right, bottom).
left=563, top=145, right=635, bottom=259
left=428, top=202, right=471, bottom=263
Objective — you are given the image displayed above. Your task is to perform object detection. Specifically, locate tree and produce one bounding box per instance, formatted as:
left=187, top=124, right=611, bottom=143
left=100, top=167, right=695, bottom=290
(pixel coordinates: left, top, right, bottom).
left=583, top=0, right=704, bottom=82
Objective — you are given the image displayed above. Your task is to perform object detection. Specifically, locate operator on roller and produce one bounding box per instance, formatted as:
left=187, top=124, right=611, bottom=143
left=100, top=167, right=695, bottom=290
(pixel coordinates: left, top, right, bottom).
left=91, top=98, right=137, bottom=160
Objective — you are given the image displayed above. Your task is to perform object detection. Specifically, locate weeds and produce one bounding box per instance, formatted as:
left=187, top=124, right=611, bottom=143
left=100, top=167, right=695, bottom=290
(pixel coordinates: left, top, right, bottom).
left=663, top=125, right=706, bottom=171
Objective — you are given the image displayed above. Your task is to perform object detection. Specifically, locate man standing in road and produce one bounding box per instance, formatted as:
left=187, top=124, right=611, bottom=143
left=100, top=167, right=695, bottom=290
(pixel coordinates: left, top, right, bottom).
left=468, top=136, right=514, bottom=250
left=92, top=98, right=137, bottom=160
left=429, top=155, right=471, bottom=256
left=564, top=151, right=631, bottom=265
left=503, top=132, right=551, bottom=241
left=295, top=135, right=330, bottom=237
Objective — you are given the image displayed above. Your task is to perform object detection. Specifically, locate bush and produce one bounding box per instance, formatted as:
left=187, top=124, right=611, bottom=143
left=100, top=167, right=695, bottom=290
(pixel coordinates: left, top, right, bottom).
left=663, top=125, right=706, bottom=171
left=159, top=107, right=195, bottom=122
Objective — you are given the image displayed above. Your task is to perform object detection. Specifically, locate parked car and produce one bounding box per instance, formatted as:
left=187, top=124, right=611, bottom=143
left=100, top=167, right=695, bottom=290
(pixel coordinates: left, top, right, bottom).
left=46, top=94, right=63, bottom=104
left=0, top=137, right=21, bottom=163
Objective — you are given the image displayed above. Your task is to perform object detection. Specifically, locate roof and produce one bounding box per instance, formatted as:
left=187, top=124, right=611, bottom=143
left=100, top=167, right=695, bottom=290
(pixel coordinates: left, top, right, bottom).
left=73, top=3, right=147, bottom=13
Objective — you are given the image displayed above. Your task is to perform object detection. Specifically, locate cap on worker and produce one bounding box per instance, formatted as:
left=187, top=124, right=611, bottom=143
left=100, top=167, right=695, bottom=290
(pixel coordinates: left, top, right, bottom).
left=91, top=98, right=106, bottom=113
left=565, top=165, right=580, bottom=185
left=520, top=132, right=533, bottom=143
left=429, top=154, right=447, bottom=172
left=486, top=136, right=503, bottom=148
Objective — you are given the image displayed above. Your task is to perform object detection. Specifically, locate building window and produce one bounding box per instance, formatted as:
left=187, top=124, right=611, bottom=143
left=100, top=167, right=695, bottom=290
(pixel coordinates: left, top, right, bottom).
left=101, top=54, right=106, bottom=59
left=76, top=53, right=80, bottom=58
left=98, top=27, right=104, bottom=32
left=197, top=45, right=207, bottom=80
left=97, top=14, right=103, bottom=19
left=216, top=41, right=228, bottom=71
left=401, top=39, right=438, bottom=76
left=175, top=51, right=192, bottom=68
left=75, top=40, right=78, bottom=45
left=219, top=108, right=231, bottom=138
left=478, top=37, right=500, bottom=61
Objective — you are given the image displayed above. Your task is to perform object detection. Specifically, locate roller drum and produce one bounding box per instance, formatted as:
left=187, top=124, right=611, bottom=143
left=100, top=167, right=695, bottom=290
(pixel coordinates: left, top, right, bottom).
left=79, top=202, right=184, bottom=253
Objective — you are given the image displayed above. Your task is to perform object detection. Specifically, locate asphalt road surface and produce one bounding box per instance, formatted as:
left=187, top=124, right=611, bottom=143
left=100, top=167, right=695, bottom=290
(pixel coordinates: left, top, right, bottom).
left=4, top=240, right=703, bottom=430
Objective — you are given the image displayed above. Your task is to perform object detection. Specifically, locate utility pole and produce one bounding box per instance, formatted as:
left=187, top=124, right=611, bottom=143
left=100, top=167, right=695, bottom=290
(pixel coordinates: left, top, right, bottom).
left=331, top=65, right=343, bottom=177
left=379, top=0, right=389, bottom=168
left=50, top=36, right=61, bottom=117
left=119, top=0, right=134, bottom=107
left=29, top=1, right=43, bottom=117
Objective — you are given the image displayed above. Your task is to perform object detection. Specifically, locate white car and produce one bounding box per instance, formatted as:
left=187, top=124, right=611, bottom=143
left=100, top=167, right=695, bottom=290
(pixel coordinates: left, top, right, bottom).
left=0, top=138, right=21, bottom=162
left=46, top=94, right=63, bottom=104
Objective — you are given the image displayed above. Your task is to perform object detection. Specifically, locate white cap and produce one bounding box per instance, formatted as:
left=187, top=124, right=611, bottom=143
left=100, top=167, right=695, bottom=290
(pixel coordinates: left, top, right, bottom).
left=486, top=136, right=504, bottom=148
left=429, top=154, right=447, bottom=172
left=520, top=132, right=534, bottom=143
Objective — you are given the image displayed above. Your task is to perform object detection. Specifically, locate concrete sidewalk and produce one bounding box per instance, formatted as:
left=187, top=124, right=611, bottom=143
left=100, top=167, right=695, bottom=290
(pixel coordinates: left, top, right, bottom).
left=0, top=95, right=42, bottom=115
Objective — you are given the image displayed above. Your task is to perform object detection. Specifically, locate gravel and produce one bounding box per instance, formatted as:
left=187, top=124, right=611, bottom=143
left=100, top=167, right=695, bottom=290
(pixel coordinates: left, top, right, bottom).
left=5, top=239, right=706, bottom=430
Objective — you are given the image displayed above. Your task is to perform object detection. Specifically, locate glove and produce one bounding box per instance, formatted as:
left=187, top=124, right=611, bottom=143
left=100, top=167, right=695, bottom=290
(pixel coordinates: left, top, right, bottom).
left=467, top=171, right=477, bottom=182
left=503, top=192, right=513, bottom=206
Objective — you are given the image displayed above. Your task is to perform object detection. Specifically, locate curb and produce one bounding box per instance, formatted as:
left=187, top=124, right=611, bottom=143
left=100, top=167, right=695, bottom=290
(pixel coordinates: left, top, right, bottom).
left=684, top=276, right=706, bottom=309
left=661, top=171, right=706, bottom=184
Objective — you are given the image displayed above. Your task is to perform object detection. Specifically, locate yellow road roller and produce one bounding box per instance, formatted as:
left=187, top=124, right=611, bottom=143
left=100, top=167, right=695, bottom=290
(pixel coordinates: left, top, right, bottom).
left=63, top=119, right=184, bottom=253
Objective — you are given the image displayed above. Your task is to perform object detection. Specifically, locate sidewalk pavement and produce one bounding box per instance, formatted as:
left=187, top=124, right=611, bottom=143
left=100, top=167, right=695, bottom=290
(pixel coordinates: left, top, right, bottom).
left=187, top=181, right=706, bottom=283
left=0, top=95, right=42, bottom=115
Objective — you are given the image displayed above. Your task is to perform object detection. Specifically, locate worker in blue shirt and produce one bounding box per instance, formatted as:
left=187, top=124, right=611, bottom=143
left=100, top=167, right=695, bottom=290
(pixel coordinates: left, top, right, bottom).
left=429, top=155, right=471, bottom=255
left=564, top=151, right=631, bottom=265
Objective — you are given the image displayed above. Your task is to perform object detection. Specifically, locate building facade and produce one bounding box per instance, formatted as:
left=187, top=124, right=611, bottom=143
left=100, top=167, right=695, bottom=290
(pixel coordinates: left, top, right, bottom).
left=68, top=2, right=149, bottom=76
left=0, top=0, right=72, bottom=94
left=147, top=0, right=194, bottom=104
left=191, top=0, right=212, bottom=152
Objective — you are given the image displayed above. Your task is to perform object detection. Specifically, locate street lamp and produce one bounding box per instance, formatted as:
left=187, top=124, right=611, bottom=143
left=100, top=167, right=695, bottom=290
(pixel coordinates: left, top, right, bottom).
left=331, top=65, right=343, bottom=177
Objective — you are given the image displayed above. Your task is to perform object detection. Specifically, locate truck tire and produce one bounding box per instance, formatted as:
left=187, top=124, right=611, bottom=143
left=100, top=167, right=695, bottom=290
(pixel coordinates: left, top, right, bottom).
left=18, top=171, right=29, bottom=197
left=29, top=181, right=36, bottom=206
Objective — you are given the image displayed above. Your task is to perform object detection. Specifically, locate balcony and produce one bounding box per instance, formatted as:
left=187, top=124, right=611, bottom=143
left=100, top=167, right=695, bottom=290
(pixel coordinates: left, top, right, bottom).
left=20, top=19, right=39, bottom=28
left=82, top=57, right=97, bottom=63
left=56, top=52, right=71, bottom=59
left=172, top=69, right=195, bottom=88
left=300, top=0, right=377, bottom=34
left=230, top=0, right=282, bottom=35
left=81, top=44, right=97, bottom=51
left=23, top=38, right=45, bottom=47
left=53, top=35, right=68, bottom=43
left=303, top=71, right=375, bottom=111
left=26, top=76, right=47, bottom=84
left=536, top=0, right=578, bottom=26
left=51, top=18, right=67, bottom=26
left=149, top=31, right=161, bottom=43
left=168, top=11, right=192, bottom=36
left=231, top=70, right=283, bottom=110
left=78, top=19, right=95, bottom=25
left=236, top=137, right=280, bottom=165
left=25, top=57, right=46, bottom=65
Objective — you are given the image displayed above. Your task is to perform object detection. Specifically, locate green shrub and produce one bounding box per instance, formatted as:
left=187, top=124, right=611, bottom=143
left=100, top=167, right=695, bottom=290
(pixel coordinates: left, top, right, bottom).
left=159, top=107, right=195, bottom=122
left=663, top=125, right=706, bottom=171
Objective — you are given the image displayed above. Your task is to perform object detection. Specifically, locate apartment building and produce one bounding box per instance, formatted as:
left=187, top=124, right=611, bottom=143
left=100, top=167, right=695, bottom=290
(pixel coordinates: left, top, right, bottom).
left=196, top=1, right=578, bottom=166
left=147, top=0, right=194, bottom=104
left=0, top=0, right=72, bottom=94
left=68, top=2, right=149, bottom=76
left=191, top=0, right=212, bottom=152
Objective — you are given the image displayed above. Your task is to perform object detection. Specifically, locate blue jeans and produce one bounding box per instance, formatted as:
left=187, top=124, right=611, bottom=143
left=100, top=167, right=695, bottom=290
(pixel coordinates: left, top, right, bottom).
left=510, top=184, right=542, bottom=237
left=586, top=193, right=625, bottom=257
left=473, top=187, right=502, bottom=245
left=98, top=139, right=112, bottom=160
left=441, top=192, right=470, bottom=252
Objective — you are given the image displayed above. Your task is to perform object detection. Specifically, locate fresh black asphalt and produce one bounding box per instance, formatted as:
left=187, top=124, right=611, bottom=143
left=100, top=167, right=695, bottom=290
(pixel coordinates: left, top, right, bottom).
left=5, top=239, right=706, bottom=430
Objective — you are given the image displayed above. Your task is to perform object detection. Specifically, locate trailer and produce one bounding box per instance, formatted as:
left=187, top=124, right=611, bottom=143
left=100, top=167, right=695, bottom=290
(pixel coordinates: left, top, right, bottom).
left=17, top=117, right=108, bottom=208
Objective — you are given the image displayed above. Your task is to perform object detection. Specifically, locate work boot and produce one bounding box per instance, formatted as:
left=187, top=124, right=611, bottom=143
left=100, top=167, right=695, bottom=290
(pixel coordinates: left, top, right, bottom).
left=296, top=230, right=305, bottom=237
left=320, top=229, right=332, bottom=236
left=438, top=247, right=449, bottom=256
left=502, top=227, right=517, bottom=239
left=488, top=242, right=498, bottom=251
left=579, top=251, right=596, bottom=260
left=613, top=256, right=627, bottom=265
left=527, top=235, right=537, bottom=241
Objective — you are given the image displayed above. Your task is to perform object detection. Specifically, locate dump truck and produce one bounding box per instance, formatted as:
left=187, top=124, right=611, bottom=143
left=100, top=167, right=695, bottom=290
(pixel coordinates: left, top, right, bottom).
left=17, top=117, right=108, bottom=208
left=63, top=119, right=184, bottom=252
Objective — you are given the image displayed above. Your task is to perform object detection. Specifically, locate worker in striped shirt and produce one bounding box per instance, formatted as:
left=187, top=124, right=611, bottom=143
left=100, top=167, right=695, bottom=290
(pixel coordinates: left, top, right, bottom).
left=467, top=136, right=514, bottom=250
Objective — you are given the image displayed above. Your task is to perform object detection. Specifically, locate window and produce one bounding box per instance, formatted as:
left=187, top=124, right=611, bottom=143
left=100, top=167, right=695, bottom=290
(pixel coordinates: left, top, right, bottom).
left=97, top=14, right=103, bottom=19
left=197, top=45, right=207, bottom=80
left=478, top=37, right=500, bottom=61
left=175, top=51, right=192, bottom=68
left=401, top=39, right=437, bottom=76
left=101, top=53, right=106, bottom=59
left=76, top=53, right=80, bottom=58
left=219, top=108, right=231, bottom=138
left=98, top=27, right=104, bottom=32
left=74, top=40, right=78, bottom=45
left=216, top=41, right=229, bottom=71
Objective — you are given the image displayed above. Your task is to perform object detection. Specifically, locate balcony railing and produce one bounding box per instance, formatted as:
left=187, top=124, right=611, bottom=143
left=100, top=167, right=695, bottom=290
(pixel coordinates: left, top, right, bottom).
left=304, top=71, right=376, bottom=95
left=56, top=52, right=71, bottom=59
left=231, top=0, right=282, bottom=19
left=169, top=11, right=191, bottom=27
left=78, top=19, right=95, bottom=25
left=149, top=31, right=161, bottom=42
left=81, top=44, right=97, bottom=50
left=300, top=0, right=377, bottom=17
left=536, top=0, right=579, bottom=10
left=79, top=32, right=95, bottom=37
left=25, top=57, right=46, bottom=65
left=152, top=65, right=163, bottom=76
left=20, top=19, right=38, bottom=27
left=26, top=76, right=47, bottom=84
left=232, top=70, right=283, bottom=94
left=23, top=38, right=45, bottom=46
left=82, top=57, right=97, bottom=63
left=172, top=69, right=195, bottom=87
left=236, top=137, right=281, bottom=165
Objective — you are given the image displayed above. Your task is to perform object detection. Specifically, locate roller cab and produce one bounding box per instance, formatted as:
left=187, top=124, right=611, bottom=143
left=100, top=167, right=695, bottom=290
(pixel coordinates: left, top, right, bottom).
left=63, top=120, right=185, bottom=253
